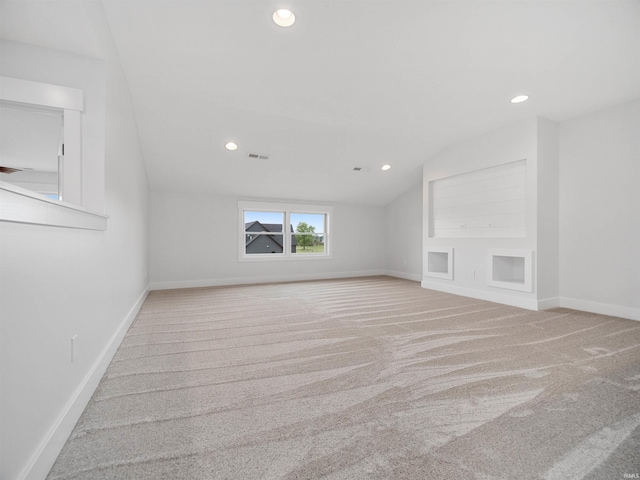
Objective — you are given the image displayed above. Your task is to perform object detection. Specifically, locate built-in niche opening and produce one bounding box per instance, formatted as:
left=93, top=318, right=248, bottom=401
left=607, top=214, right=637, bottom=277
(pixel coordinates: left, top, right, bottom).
left=425, top=247, right=453, bottom=280
left=488, top=249, right=532, bottom=292
left=493, top=256, right=525, bottom=283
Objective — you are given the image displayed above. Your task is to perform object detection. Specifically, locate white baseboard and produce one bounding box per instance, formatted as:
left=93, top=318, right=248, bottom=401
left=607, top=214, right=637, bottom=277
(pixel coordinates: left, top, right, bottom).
left=384, top=270, right=422, bottom=282
left=23, top=288, right=149, bottom=480
left=559, top=297, right=640, bottom=321
left=420, top=280, right=540, bottom=311
left=417, top=282, right=639, bottom=322
left=150, top=270, right=386, bottom=291
left=537, top=297, right=560, bottom=310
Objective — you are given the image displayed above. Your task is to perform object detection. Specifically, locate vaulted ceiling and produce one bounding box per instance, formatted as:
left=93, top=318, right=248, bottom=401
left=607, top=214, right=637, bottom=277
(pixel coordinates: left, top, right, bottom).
left=2, top=1, right=639, bottom=205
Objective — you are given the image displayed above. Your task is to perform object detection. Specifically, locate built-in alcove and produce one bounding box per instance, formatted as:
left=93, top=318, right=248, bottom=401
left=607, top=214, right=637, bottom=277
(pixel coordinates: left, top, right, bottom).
left=488, top=249, right=532, bottom=292
left=429, top=159, right=527, bottom=238
left=425, top=247, right=453, bottom=280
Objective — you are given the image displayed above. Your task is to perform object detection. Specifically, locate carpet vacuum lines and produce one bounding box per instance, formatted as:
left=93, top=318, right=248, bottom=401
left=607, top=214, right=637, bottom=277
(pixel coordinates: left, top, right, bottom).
left=48, top=276, right=640, bottom=480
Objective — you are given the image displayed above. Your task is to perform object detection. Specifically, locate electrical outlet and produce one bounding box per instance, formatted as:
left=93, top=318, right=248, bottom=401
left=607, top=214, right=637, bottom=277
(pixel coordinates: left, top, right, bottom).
left=469, top=270, right=476, bottom=278
left=71, top=335, right=78, bottom=362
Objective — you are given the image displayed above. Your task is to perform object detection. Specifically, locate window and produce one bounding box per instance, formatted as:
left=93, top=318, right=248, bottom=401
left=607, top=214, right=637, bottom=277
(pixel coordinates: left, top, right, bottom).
left=238, top=201, right=332, bottom=261
left=0, top=74, right=106, bottom=230
left=244, top=211, right=287, bottom=255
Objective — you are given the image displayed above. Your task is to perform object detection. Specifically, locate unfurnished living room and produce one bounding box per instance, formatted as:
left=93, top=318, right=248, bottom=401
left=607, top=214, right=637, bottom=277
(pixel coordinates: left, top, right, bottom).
left=0, top=1, right=639, bottom=479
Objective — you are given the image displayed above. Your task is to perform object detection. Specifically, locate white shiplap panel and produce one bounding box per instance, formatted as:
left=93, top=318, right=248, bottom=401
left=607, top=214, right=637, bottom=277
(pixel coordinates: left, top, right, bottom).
left=433, top=199, right=526, bottom=220
left=430, top=160, right=527, bottom=238
left=433, top=172, right=526, bottom=199
left=434, top=212, right=526, bottom=230
left=432, top=160, right=525, bottom=189
left=434, top=224, right=526, bottom=239
left=435, top=228, right=527, bottom=239
left=433, top=185, right=525, bottom=209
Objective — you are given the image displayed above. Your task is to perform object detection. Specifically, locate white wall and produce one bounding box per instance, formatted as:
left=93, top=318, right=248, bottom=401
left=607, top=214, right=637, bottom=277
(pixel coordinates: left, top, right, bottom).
left=536, top=118, right=560, bottom=304
left=384, top=182, right=423, bottom=281
left=150, top=192, right=385, bottom=288
left=420, top=104, right=638, bottom=319
left=422, top=118, right=548, bottom=309
left=0, top=18, right=149, bottom=480
left=559, top=100, right=640, bottom=319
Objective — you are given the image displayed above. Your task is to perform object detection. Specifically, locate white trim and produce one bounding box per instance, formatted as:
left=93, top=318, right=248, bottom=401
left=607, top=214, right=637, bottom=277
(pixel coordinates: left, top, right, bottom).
left=0, top=76, right=102, bottom=225
left=238, top=200, right=332, bottom=214
left=385, top=270, right=422, bottom=282
left=237, top=251, right=332, bottom=262
left=0, top=183, right=107, bottom=230
left=421, top=279, right=539, bottom=310
left=21, top=288, right=149, bottom=480
left=61, top=109, right=83, bottom=205
left=559, top=297, right=640, bottom=322
left=150, top=270, right=385, bottom=291
left=537, top=297, right=561, bottom=310
left=418, top=282, right=640, bottom=321
left=0, top=76, right=84, bottom=111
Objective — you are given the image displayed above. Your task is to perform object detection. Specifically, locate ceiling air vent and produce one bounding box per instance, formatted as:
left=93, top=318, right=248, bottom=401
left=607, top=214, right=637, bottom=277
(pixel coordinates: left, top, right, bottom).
left=247, top=153, right=270, bottom=160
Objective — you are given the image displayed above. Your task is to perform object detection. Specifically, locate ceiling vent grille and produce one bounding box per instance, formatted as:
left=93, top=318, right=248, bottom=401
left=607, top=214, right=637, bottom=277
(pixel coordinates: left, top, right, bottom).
left=247, top=153, right=270, bottom=160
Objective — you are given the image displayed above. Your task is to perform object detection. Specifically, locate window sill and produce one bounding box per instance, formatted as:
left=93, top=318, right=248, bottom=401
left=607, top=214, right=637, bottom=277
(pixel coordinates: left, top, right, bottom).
left=0, top=183, right=108, bottom=231
left=238, top=253, right=332, bottom=263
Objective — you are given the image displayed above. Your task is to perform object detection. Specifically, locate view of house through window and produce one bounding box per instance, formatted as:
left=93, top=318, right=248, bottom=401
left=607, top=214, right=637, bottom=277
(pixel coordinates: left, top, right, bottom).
left=240, top=203, right=331, bottom=259
left=244, top=211, right=288, bottom=255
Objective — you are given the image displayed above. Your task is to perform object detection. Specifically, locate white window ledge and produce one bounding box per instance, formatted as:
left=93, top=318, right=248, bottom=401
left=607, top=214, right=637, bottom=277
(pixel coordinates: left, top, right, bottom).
left=0, top=183, right=107, bottom=230
left=238, top=253, right=332, bottom=263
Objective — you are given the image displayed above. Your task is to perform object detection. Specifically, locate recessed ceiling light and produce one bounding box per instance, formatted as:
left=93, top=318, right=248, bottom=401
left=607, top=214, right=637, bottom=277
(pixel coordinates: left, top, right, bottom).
left=511, top=95, right=529, bottom=104
left=273, top=9, right=295, bottom=27
left=225, top=142, right=238, bottom=151
left=381, top=164, right=391, bottom=171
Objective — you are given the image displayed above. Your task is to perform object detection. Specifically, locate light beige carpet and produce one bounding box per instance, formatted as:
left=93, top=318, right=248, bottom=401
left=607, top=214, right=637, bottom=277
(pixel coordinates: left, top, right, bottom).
left=48, top=276, right=640, bottom=479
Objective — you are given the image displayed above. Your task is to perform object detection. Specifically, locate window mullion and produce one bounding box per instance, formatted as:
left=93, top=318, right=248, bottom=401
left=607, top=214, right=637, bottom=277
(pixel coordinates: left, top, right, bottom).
left=284, top=211, right=291, bottom=256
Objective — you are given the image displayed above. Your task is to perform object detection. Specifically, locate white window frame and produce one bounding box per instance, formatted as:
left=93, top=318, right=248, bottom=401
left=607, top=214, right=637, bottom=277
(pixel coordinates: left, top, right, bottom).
left=0, top=76, right=107, bottom=230
left=238, top=200, right=333, bottom=262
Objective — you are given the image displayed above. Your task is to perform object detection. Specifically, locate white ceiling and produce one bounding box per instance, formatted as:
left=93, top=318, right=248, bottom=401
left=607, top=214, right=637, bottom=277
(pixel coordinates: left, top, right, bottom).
left=2, top=1, right=639, bottom=206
